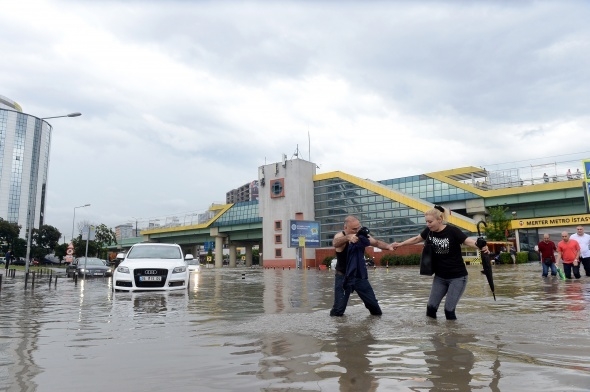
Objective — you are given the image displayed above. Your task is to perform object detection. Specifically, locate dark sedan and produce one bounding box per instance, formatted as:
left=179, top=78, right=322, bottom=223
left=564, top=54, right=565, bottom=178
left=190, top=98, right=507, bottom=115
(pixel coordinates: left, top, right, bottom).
left=67, top=257, right=113, bottom=278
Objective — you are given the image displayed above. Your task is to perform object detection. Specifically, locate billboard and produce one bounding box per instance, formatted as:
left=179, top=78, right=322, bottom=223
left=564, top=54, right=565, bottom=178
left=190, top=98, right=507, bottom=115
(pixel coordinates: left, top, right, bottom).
left=289, top=220, right=320, bottom=248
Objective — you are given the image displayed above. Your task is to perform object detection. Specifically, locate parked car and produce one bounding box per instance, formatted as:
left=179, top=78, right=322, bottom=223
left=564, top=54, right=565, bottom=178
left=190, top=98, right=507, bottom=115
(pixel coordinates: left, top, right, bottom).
left=43, top=254, right=61, bottom=265
left=113, top=243, right=191, bottom=292
left=186, top=259, right=200, bottom=273
left=67, top=257, right=113, bottom=278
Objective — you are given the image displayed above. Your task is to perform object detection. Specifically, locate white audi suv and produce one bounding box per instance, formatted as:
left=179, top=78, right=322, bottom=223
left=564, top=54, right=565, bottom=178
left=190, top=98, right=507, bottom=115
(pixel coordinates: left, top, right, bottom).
left=113, top=243, right=192, bottom=292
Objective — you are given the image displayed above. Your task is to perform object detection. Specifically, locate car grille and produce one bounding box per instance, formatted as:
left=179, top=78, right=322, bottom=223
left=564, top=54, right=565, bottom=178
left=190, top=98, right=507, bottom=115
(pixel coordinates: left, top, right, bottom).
left=134, top=268, right=168, bottom=288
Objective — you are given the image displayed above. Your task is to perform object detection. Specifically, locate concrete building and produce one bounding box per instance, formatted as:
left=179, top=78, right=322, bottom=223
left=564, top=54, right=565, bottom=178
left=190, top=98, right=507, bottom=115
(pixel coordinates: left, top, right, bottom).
left=226, top=180, right=259, bottom=203
left=258, top=158, right=317, bottom=267
left=115, top=224, right=135, bottom=241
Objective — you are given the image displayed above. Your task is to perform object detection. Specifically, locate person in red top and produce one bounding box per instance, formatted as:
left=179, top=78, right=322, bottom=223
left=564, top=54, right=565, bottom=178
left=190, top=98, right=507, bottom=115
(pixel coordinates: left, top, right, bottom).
left=537, top=234, right=557, bottom=277
left=557, top=231, right=581, bottom=279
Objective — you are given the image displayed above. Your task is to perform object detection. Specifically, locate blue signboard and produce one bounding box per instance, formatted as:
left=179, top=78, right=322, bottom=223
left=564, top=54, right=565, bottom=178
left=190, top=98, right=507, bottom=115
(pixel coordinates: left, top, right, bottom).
left=203, top=241, right=215, bottom=251
left=289, top=220, right=320, bottom=248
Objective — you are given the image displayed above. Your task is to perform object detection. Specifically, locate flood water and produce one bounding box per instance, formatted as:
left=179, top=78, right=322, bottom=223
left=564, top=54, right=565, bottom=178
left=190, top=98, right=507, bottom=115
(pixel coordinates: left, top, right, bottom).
left=1, top=263, right=589, bottom=392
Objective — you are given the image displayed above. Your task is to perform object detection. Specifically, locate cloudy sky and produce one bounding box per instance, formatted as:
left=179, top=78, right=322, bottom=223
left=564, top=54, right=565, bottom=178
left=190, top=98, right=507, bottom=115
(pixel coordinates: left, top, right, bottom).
left=1, top=0, right=589, bottom=239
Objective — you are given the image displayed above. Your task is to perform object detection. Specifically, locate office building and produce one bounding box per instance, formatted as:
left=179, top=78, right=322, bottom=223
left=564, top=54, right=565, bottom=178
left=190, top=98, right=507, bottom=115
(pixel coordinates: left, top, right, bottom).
left=0, top=96, right=52, bottom=238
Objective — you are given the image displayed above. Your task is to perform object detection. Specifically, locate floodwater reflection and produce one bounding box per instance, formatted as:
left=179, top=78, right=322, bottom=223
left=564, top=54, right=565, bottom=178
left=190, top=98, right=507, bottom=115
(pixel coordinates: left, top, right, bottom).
left=0, top=263, right=589, bottom=391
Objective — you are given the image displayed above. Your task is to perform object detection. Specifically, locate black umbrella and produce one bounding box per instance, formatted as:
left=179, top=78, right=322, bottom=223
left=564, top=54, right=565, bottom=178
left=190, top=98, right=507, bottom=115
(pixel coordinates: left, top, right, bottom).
left=477, top=220, right=496, bottom=301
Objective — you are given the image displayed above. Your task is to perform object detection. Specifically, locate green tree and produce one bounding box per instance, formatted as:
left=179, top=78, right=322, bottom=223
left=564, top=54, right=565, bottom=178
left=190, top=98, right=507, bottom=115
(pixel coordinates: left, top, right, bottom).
left=485, top=206, right=510, bottom=241
left=31, top=224, right=62, bottom=260
left=54, top=242, right=68, bottom=261
left=0, top=217, right=20, bottom=253
left=72, top=223, right=117, bottom=259
left=72, top=223, right=117, bottom=260
left=252, top=248, right=260, bottom=265
left=12, top=238, right=27, bottom=259
left=94, top=224, right=117, bottom=259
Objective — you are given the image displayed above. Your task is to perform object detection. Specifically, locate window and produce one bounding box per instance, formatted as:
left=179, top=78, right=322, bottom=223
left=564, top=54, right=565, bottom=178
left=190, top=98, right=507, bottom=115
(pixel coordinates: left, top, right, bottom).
left=275, top=234, right=282, bottom=244
left=275, top=220, right=282, bottom=230
left=270, top=178, right=285, bottom=198
left=275, top=248, right=282, bottom=258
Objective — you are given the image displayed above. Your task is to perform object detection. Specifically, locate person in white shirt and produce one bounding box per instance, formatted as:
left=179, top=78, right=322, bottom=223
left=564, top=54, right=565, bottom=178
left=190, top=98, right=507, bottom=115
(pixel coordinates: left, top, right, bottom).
left=570, top=226, right=590, bottom=277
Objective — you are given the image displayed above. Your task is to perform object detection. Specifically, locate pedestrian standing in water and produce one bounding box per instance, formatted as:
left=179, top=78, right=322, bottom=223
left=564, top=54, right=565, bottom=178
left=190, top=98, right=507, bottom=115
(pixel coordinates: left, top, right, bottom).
left=537, top=234, right=557, bottom=277
left=557, top=231, right=581, bottom=279
left=4, top=249, right=12, bottom=270
left=392, top=206, right=489, bottom=320
left=330, top=215, right=393, bottom=317
left=570, top=226, right=590, bottom=277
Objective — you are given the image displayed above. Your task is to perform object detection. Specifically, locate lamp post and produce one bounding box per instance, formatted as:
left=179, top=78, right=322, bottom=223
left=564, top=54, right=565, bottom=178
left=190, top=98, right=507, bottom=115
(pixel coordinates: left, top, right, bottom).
left=23, top=112, right=82, bottom=275
left=72, top=204, right=91, bottom=242
left=41, top=112, right=82, bottom=120
left=130, top=217, right=140, bottom=237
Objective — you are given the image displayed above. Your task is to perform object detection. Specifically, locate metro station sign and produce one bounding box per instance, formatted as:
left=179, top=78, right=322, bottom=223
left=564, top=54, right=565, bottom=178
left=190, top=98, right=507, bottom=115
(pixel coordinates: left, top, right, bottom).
left=510, top=214, right=590, bottom=229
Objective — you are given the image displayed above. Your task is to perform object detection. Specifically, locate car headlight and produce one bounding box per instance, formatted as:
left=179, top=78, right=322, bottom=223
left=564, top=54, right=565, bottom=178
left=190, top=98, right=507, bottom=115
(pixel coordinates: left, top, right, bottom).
left=172, top=266, right=186, bottom=273
left=106, top=269, right=112, bottom=273
left=79, top=269, right=85, bottom=273
left=117, top=266, right=130, bottom=274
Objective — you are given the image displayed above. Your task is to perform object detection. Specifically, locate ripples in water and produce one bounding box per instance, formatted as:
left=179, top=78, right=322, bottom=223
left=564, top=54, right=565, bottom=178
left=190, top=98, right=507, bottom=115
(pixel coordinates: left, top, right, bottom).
left=0, top=263, right=589, bottom=391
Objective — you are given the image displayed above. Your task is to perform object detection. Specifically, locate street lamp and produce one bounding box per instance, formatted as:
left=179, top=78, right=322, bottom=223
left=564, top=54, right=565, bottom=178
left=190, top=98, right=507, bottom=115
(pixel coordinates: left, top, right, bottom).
left=41, top=112, right=82, bottom=120
left=130, top=217, right=140, bottom=237
left=24, top=112, right=82, bottom=275
left=72, top=204, right=91, bottom=242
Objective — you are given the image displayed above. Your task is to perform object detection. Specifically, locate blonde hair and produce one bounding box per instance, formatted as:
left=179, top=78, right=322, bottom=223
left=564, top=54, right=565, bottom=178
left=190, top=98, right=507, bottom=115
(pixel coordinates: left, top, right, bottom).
left=425, top=205, right=446, bottom=222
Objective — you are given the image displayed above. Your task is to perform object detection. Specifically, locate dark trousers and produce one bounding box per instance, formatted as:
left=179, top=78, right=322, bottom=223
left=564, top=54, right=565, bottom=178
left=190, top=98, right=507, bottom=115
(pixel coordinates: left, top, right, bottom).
left=563, top=263, right=581, bottom=279
left=580, top=257, right=590, bottom=277
left=330, top=273, right=382, bottom=316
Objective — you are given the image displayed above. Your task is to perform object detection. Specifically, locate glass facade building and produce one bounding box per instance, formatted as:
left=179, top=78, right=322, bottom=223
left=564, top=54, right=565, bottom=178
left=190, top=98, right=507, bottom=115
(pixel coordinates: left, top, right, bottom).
left=314, top=175, right=480, bottom=248
left=212, top=200, right=261, bottom=226
left=379, top=175, right=479, bottom=204
left=0, top=100, right=53, bottom=239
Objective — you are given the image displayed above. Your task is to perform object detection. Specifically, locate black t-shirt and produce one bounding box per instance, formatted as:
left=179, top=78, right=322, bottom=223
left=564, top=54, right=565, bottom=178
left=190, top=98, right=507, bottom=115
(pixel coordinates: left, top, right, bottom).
left=420, top=225, right=468, bottom=279
left=335, top=240, right=349, bottom=273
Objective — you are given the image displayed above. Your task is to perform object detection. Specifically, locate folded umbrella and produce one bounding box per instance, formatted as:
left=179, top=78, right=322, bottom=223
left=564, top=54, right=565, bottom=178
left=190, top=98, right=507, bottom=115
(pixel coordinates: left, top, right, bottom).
left=556, top=265, right=566, bottom=280
left=477, top=221, right=496, bottom=301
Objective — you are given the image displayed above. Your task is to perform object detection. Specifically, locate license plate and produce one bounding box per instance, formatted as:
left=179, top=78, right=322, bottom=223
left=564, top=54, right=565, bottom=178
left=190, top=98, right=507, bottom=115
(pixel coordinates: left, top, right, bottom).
left=140, top=276, right=162, bottom=281
left=93, top=273, right=103, bottom=276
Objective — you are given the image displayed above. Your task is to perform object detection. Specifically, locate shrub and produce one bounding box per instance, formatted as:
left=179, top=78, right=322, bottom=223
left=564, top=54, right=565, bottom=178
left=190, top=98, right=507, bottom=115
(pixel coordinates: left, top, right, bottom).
left=516, top=251, right=529, bottom=264
left=528, top=251, right=540, bottom=262
left=497, top=252, right=513, bottom=264
left=322, top=256, right=334, bottom=267
left=380, top=254, right=420, bottom=266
